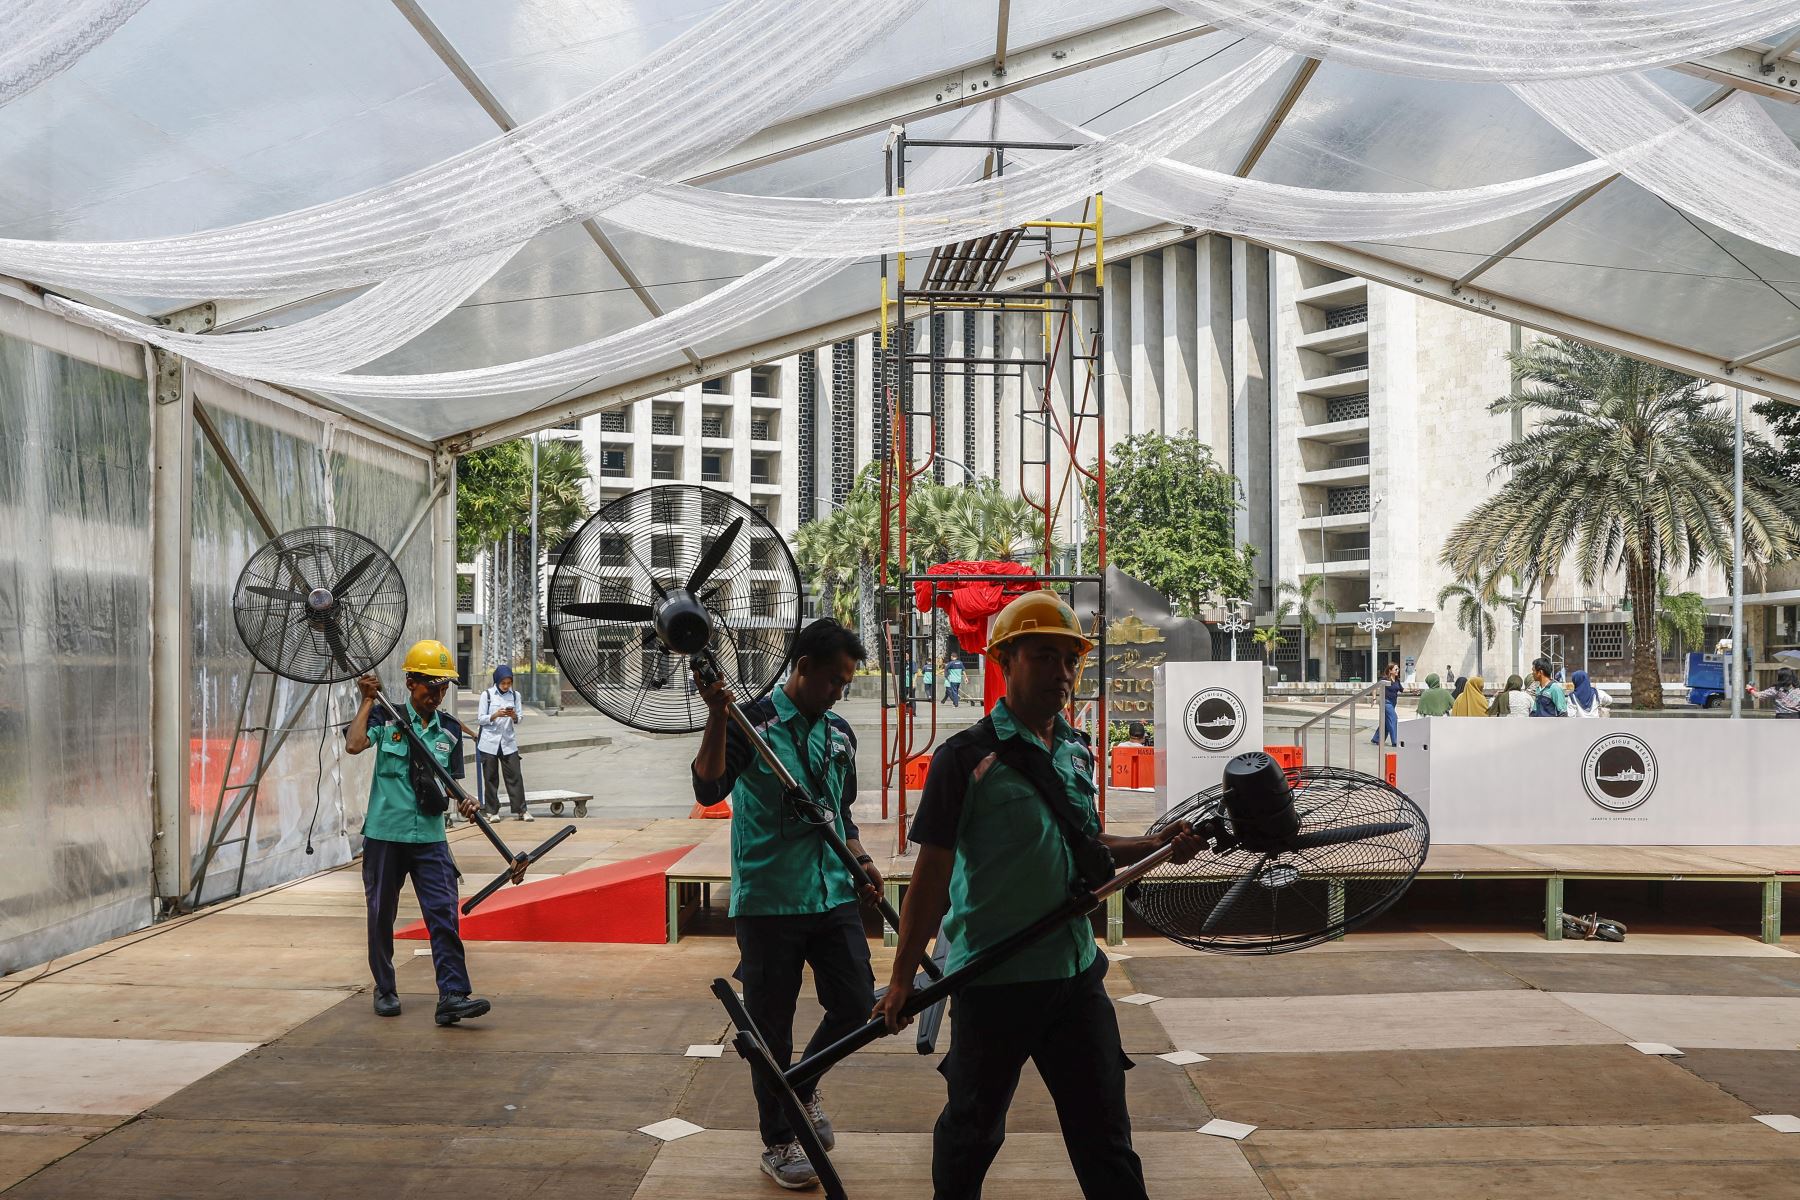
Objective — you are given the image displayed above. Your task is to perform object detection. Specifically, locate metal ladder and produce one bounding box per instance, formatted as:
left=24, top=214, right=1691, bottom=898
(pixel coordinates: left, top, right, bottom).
left=189, top=663, right=283, bottom=908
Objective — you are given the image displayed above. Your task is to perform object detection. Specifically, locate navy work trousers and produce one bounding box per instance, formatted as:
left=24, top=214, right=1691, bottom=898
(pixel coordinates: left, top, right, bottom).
left=363, top=836, right=472, bottom=998
left=933, top=956, right=1146, bottom=1200
left=733, top=901, right=876, bottom=1146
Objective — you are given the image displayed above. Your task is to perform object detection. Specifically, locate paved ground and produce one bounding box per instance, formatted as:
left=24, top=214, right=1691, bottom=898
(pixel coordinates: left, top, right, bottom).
left=4, top=799, right=1800, bottom=1198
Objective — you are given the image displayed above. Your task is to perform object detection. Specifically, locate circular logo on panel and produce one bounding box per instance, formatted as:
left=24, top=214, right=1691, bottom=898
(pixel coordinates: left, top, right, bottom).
left=1581, top=733, right=1658, bottom=813
left=1183, top=688, right=1247, bottom=752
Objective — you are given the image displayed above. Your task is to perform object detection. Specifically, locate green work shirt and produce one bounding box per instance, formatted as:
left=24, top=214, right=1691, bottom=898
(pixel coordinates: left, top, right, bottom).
left=690, top=686, right=861, bottom=918
left=357, top=700, right=465, bottom=843
left=909, top=699, right=1099, bottom=987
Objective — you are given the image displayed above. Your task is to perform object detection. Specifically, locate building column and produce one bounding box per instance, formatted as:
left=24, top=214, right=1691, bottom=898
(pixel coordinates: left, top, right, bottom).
left=1196, top=234, right=1234, bottom=457
left=1130, top=250, right=1164, bottom=437
left=1231, top=239, right=1274, bottom=607
left=1162, top=241, right=1198, bottom=438
left=1103, top=258, right=1134, bottom=443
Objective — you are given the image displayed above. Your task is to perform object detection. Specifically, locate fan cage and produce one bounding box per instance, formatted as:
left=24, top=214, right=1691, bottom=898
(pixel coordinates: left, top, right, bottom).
left=548, top=485, right=802, bottom=733
left=1128, top=766, right=1430, bottom=955
left=232, top=526, right=408, bottom=685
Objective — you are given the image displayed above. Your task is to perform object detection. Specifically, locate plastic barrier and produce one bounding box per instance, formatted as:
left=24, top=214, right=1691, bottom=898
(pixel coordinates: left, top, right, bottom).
left=1263, top=744, right=1304, bottom=772
left=1110, top=745, right=1153, bottom=788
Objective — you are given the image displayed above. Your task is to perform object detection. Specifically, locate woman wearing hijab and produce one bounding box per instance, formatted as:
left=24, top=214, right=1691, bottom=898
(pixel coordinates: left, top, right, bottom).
left=1451, top=674, right=1489, bottom=716
left=1489, top=674, right=1531, bottom=717
left=1415, top=673, right=1455, bottom=716
left=1568, top=670, right=1609, bottom=718
left=1452, top=676, right=1467, bottom=700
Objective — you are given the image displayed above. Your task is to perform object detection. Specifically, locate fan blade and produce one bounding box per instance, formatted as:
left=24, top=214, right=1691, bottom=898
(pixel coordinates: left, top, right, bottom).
left=330, top=551, right=379, bottom=595
left=1285, top=821, right=1417, bottom=851
left=317, top=616, right=357, bottom=675
left=246, top=585, right=308, bottom=604
left=686, top=516, right=743, bottom=592
left=1201, top=854, right=1270, bottom=934
left=561, top=600, right=654, bottom=622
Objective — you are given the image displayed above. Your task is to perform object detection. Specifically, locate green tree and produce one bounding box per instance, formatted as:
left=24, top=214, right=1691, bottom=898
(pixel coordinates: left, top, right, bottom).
left=1435, top=569, right=1501, bottom=678
left=1081, top=432, right=1256, bottom=618
left=1654, top=572, right=1709, bottom=676
left=1442, top=339, right=1797, bottom=708
left=456, top=437, right=593, bottom=672
left=1279, top=573, right=1336, bottom=682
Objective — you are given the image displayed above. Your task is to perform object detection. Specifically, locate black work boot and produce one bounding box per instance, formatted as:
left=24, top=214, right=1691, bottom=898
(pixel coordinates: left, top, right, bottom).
left=373, top=991, right=402, bottom=1018
left=435, top=993, right=491, bottom=1026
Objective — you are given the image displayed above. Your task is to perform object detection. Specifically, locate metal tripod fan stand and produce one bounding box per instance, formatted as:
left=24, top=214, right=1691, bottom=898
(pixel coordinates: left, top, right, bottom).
left=714, top=752, right=1430, bottom=1199
left=546, top=485, right=949, bottom=1033
left=232, top=525, right=576, bottom=913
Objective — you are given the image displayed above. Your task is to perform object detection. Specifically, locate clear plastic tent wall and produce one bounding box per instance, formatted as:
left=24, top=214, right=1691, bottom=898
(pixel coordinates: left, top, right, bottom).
left=0, top=297, right=153, bottom=973
left=0, top=289, right=440, bottom=973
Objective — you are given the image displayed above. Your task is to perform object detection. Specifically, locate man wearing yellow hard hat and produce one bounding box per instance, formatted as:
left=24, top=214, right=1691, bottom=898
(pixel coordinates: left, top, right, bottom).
left=344, top=638, right=491, bottom=1026
left=874, top=590, right=1203, bottom=1199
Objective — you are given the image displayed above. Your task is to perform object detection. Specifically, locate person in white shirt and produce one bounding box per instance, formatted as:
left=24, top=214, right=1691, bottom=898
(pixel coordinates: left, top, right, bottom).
left=478, top=665, right=531, bottom=821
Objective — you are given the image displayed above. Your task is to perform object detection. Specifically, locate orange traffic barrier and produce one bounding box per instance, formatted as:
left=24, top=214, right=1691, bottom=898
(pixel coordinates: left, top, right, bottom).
left=1263, top=744, right=1304, bottom=772
left=903, top=752, right=933, bottom=790
left=1110, top=745, right=1153, bottom=788
left=689, top=798, right=732, bottom=819
left=1385, top=753, right=1397, bottom=787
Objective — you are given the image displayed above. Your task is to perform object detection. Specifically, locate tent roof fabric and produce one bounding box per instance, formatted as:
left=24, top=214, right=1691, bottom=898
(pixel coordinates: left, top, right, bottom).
left=5, top=1, right=1800, bottom=447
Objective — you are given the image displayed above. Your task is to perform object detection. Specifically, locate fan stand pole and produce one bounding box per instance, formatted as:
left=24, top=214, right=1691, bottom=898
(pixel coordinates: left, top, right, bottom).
left=713, top=841, right=1179, bottom=1200
left=371, top=686, right=577, bottom=915
left=697, top=653, right=940, bottom=980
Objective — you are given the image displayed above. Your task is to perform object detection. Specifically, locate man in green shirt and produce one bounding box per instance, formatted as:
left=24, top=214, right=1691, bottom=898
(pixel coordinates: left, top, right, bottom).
left=691, top=618, right=882, bottom=1191
left=344, top=639, right=490, bottom=1027
left=874, top=591, right=1202, bottom=1200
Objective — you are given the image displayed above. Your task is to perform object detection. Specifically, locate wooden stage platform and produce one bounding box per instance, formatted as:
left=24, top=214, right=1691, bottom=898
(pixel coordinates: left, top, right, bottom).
left=665, top=813, right=1800, bottom=945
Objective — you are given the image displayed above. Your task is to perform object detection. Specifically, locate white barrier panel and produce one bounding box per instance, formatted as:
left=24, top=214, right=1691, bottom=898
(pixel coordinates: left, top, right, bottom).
left=1394, top=716, right=1800, bottom=844
left=1154, top=662, right=1264, bottom=816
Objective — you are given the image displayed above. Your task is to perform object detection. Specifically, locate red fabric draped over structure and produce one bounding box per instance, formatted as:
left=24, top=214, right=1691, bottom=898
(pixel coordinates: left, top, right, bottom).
left=912, top=561, right=1041, bottom=714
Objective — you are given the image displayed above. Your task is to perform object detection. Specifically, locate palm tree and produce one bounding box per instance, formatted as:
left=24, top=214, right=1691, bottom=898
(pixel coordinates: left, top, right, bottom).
left=1252, top=599, right=1295, bottom=664
left=1279, top=574, right=1336, bottom=682
left=1442, top=339, right=1798, bottom=708
left=1435, top=570, right=1500, bottom=678
left=1654, top=573, right=1709, bottom=678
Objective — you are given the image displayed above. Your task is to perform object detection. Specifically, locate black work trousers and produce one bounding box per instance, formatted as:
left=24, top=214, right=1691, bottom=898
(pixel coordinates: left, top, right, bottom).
left=362, top=837, right=471, bottom=998
left=479, top=748, right=526, bottom=814
left=933, top=955, right=1145, bottom=1200
left=733, top=901, right=876, bottom=1146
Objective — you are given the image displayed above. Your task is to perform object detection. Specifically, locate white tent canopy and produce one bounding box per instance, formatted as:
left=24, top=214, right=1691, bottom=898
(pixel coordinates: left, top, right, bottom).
left=6, top=0, right=1800, bottom=450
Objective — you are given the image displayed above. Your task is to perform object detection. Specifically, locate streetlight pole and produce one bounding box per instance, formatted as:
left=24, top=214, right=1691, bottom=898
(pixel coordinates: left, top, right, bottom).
left=1732, top=387, right=1745, bottom=719
left=1220, top=598, right=1252, bottom=663
left=529, top=428, right=541, bottom=707
left=1358, top=596, right=1393, bottom=681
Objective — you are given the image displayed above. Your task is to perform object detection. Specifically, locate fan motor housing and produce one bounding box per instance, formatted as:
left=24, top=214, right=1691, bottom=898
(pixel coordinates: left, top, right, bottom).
left=1221, top=752, right=1301, bottom=851
left=654, top=590, right=713, bottom=655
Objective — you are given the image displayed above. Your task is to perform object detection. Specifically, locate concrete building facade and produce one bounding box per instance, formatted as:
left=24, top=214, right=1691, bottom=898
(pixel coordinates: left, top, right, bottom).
left=537, top=233, right=1734, bottom=687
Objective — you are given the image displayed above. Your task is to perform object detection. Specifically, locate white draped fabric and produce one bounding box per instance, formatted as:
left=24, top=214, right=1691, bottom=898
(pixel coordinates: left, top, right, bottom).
left=1161, top=0, right=1800, bottom=80
left=0, top=0, right=145, bottom=108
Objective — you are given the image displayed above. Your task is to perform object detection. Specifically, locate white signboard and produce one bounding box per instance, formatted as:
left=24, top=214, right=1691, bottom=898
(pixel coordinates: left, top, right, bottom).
left=1394, top=716, right=1800, bottom=844
left=1153, top=661, right=1264, bottom=816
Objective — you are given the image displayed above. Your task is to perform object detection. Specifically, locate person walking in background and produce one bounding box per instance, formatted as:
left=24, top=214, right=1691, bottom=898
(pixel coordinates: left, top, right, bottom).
left=944, top=656, right=965, bottom=707
left=921, top=659, right=936, bottom=708
left=1530, top=657, right=1568, bottom=717
left=1568, top=670, right=1610, bottom=718
left=1451, top=674, right=1489, bottom=716
left=477, top=665, right=532, bottom=821
left=1489, top=674, right=1532, bottom=717
left=1415, top=673, right=1455, bottom=716
left=1762, top=668, right=1800, bottom=717
left=1370, top=662, right=1401, bottom=746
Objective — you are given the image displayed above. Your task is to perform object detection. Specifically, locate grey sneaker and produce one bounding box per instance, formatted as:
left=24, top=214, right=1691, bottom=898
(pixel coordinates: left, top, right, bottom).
left=801, top=1088, right=835, bottom=1151
left=759, top=1140, right=819, bottom=1191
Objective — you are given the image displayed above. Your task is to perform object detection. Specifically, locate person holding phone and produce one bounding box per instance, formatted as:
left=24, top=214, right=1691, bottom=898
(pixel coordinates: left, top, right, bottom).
left=477, top=664, right=531, bottom=821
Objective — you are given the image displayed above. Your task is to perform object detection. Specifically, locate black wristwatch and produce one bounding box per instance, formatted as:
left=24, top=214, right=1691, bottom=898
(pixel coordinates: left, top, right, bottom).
left=855, top=854, right=874, bottom=866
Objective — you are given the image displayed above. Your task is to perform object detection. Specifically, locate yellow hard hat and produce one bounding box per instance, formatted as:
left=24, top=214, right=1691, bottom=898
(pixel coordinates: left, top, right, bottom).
left=986, top=590, right=1094, bottom=655
left=402, top=639, right=459, bottom=679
